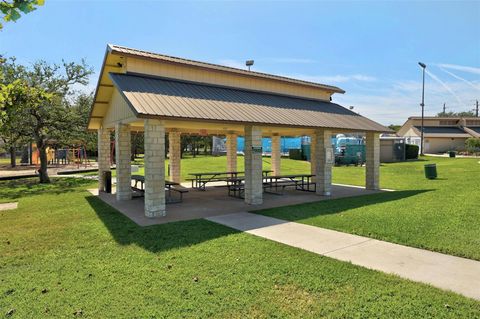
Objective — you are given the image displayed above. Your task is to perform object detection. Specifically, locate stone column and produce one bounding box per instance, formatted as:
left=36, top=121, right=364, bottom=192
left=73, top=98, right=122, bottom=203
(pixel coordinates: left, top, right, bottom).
left=244, top=125, right=263, bottom=205
left=366, top=132, right=380, bottom=190
left=144, top=119, right=166, bottom=217
left=97, top=127, right=111, bottom=191
left=115, top=123, right=132, bottom=201
left=168, top=131, right=181, bottom=183
left=271, top=134, right=281, bottom=175
left=310, top=134, right=317, bottom=182
left=313, top=129, right=333, bottom=196
left=226, top=133, right=237, bottom=172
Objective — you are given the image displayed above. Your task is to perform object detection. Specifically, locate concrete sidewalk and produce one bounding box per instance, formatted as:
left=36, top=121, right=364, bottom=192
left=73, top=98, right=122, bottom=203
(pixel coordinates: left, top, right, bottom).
left=206, top=212, right=480, bottom=301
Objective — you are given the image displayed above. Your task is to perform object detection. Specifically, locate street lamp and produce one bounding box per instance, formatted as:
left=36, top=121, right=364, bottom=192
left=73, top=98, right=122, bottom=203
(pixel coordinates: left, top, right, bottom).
left=418, top=62, right=426, bottom=155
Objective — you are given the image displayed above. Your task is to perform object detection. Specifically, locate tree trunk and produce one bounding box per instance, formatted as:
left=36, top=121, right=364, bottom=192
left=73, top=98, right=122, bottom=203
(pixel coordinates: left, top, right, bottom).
left=36, top=139, right=50, bottom=183
left=9, top=146, right=16, bottom=168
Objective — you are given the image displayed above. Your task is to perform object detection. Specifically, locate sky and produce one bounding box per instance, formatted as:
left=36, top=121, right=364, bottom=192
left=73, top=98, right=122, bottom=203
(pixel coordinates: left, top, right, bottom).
left=1, top=0, right=479, bottom=125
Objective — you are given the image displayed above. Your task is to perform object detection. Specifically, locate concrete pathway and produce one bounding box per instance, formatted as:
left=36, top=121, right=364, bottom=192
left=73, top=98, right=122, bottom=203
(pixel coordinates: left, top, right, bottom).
left=206, top=212, right=480, bottom=301
left=0, top=202, right=18, bottom=211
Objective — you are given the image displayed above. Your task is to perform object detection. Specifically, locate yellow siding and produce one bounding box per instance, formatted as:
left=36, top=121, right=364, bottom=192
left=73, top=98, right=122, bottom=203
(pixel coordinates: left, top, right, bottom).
left=102, top=89, right=137, bottom=128
left=126, top=57, right=333, bottom=101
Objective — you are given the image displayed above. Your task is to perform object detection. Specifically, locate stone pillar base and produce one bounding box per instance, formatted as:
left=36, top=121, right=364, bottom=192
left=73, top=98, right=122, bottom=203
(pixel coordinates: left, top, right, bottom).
left=366, top=132, right=380, bottom=190
left=115, top=123, right=132, bottom=201
left=244, top=126, right=263, bottom=205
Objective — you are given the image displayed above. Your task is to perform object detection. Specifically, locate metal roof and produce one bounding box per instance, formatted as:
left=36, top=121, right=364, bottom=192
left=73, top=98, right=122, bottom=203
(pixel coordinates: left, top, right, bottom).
left=109, top=73, right=390, bottom=132
left=413, top=126, right=468, bottom=134
left=108, top=44, right=345, bottom=94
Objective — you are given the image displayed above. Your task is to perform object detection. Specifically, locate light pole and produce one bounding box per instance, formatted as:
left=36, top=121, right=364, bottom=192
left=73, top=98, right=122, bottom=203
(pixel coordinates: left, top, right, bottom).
left=418, top=62, right=426, bottom=155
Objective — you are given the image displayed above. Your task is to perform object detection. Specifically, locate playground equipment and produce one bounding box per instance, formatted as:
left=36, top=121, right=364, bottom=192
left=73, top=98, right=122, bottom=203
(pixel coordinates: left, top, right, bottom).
left=30, top=142, right=91, bottom=168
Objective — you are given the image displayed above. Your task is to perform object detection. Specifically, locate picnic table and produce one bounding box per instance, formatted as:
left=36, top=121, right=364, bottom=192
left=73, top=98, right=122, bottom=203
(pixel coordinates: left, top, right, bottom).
left=263, top=174, right=316, bottom=194
left=188, top=170, right=272, bottom=191
left=131, top=175, right=188, bottom=203
left=226, top=173, right=316, bottom=198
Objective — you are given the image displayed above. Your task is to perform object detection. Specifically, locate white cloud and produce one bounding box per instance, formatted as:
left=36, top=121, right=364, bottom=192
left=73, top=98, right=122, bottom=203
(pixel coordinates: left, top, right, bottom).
left=282, top=73, right=377, bottom=83
left=334, top=80, right=480, bottom=125
left=438, top=63, right=480, bottom=75
left=439, top=67, right=480, bottom=91
left=267, top=58, right=316, bottom=64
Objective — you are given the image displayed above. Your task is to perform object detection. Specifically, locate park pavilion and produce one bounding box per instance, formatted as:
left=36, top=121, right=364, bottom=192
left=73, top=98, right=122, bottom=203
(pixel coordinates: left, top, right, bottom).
left=88, top=44, right=390, bottom=218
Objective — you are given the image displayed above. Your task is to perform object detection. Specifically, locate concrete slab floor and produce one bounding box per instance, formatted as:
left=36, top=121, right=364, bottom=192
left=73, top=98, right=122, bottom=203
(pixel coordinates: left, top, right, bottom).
left=207, top=212, right=480, bottom=301
left=0, top=202, right=18, bottom=211
left=87, top=184, right=380, bottom=227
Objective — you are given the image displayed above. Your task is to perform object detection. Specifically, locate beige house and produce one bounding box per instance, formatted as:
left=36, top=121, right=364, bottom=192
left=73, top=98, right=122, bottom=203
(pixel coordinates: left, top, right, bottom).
left=398, top=117, right=480, bottom=154
left=88, top=44, right=390, bottom=218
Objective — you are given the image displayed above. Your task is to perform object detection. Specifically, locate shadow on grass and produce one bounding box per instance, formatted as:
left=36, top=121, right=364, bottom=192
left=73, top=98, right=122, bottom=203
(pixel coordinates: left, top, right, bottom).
left=85, top=195, right=239, bottom=253
left=0, top=177, right=96, bottom=201
left=256, top=189, right=432, bottom=222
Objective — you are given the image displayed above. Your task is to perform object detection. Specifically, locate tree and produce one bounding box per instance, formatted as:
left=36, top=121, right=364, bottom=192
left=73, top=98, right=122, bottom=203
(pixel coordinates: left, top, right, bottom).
left=388, top=124, right=401, bottom=133
left=0, top=57, right=28, bottom=167
left=1, top=79, right=53, bottom=173
left=437, top=110, right=476, bottom=117
left=0, top=0, right=44, bottom=29
left=0, top=58, right=93, bottom=183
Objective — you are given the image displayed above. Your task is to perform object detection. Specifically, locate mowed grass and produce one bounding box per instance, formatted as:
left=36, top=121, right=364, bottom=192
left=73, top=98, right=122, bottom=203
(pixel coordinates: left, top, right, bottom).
left=257, top=156, right=480, bottom=260
left=86, top=155, right=480, bottom=259
left=0, top=178, right=479, bottom=317
left=83, top=155, right=312, bottom=180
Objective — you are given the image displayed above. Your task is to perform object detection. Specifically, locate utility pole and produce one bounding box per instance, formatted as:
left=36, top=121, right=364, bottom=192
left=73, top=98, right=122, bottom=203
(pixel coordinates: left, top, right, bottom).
left=476, top=100, right=479, bottom=117
left=443, top=103, right=446, bottom=114
left=418, top=62, right=426, bottom=156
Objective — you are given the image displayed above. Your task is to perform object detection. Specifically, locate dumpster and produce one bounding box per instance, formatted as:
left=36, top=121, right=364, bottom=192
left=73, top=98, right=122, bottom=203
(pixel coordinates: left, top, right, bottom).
left=104, top=171, right=112, bottom=193
left=424, top=164, right=437, bottom=179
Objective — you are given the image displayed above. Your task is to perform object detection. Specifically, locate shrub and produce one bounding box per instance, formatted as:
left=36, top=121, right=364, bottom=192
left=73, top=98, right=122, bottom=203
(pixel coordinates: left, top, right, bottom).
left=289, top=149, right=303, bottom=160
left=465, top=138, right=480, bottom=155
left=405, top=144, right=419, bottom=159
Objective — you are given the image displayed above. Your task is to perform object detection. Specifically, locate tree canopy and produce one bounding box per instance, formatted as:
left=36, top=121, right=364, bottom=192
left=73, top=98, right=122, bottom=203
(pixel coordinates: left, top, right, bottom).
left=0, top=56, right=93, bottom=182
left=436, top=110, right=476, bottom=117
left=0, top=0, right=44, bottom=29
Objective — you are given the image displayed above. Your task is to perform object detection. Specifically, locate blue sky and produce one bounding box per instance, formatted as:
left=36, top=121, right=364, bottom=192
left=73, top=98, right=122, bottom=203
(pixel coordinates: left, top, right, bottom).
left=1, top=0, right=479, bottom=125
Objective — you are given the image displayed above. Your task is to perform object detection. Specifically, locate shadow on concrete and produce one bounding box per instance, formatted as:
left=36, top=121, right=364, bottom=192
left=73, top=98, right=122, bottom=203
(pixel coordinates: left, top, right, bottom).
left=255, top=189, right=432, bottom=222
left=85, top=195, right=239, bottom=253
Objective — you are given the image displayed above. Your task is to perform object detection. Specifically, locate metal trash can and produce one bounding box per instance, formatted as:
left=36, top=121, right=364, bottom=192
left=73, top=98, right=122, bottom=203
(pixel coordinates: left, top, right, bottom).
left=104, top=171, right=112, bottom=193
left=424, top=164, right=437, bottom=179
left=449, top=151, right=456, bottom=158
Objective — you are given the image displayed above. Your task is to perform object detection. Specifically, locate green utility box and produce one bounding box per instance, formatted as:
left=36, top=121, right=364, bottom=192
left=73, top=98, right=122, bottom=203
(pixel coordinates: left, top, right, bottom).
left=335, top=145, right=366, bottom=165
left=301, top=144, right=311, bottom=161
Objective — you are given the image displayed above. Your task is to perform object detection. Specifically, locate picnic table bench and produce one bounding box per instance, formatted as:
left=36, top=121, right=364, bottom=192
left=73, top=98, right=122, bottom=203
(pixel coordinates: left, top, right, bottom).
left=131, top=175, right=188, bottom=203
left=188, top=170, right=272, bottom=191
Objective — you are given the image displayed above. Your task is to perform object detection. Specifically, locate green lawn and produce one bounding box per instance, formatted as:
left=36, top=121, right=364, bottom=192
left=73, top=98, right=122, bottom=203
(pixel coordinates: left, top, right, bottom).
left=258, top=156, right=480, bottom=261
left=85, top=155, right=313, bottom=180
left=87, top=155, right=480, bottom=260
left=0, top=178, right=479, bottom=317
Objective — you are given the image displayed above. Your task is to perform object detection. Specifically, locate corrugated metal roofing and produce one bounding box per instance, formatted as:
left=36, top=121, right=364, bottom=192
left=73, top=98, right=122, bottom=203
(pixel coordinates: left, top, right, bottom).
left=414, top=126, right=468, bottom=134
left=109, top=73, right=389, bottom=132
left=108, top=44, right=345, bottom=94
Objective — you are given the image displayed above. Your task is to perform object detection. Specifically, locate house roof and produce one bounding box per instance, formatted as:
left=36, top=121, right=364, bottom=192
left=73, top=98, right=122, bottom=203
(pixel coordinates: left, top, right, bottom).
left=413, top=126, right=467, bottom=134
left=412, top=126, right=472, bottom=138
left=109, top=73, right=390, bottom=132
left=108, top=44, right=345, bottom=94
left=469, top=127, right=480, bottom=134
